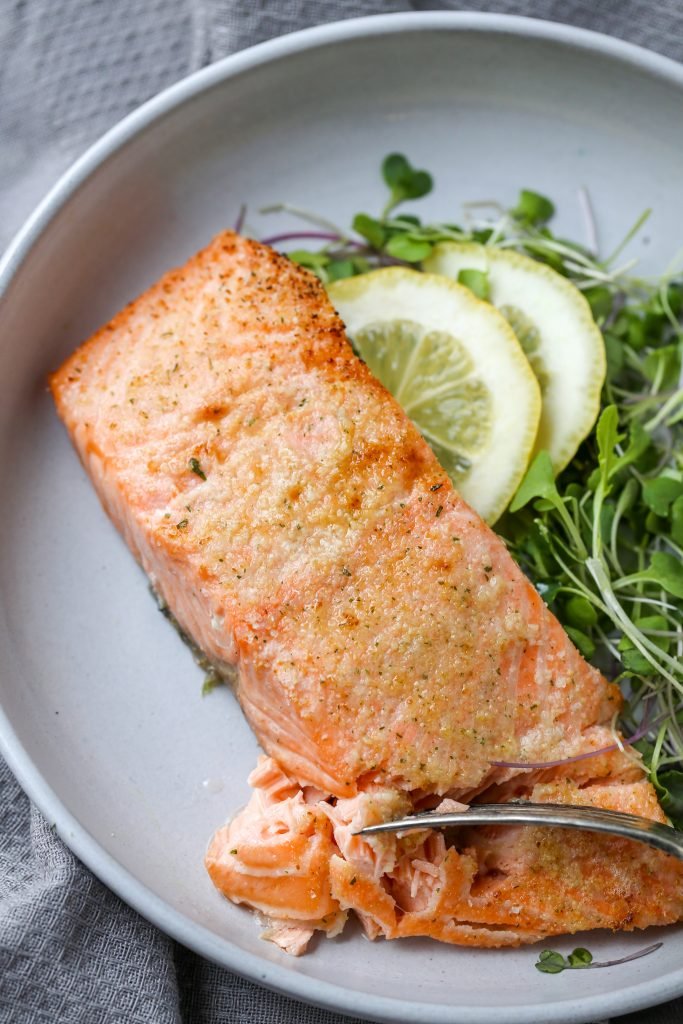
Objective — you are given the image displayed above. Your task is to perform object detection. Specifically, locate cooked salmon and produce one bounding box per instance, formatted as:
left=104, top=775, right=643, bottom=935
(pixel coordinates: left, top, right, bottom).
left=50, top=232, right=683, bottom=953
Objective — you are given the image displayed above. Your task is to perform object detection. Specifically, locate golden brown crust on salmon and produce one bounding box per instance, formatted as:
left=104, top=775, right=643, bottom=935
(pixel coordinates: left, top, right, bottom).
left=51, top=231, right=683, bottom=953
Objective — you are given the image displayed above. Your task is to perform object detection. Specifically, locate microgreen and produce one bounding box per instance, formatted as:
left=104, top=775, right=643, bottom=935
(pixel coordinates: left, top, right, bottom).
left=457, top=268, right=490, bottom=300
left=536, top=947, right=593, bottom=973
left=352, top=213, right=386, bottom=250
left=503, top=269, right=683, bottom=809
left=511, top=189, right=555, bottom=227
left=257, top=155, right=683, bottom=827
left=381, top=153, right=433, bottom=218
left=535, top=943, right=662, bottom=974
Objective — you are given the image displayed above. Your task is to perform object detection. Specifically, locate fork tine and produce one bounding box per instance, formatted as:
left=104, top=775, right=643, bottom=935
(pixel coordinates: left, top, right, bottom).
left=356, top=802, right=683, bottom=861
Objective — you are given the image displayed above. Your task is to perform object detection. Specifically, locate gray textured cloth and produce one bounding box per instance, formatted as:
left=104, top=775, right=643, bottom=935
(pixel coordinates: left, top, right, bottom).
left=1, top=2, right=683, bottom=1021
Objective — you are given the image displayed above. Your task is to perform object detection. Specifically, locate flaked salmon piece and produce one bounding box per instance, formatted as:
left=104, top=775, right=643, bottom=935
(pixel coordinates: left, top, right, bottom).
left=50, top=231, right=683, bottom=953
left=320, top=788, right=412, bottom=880
left=219, top=757, right=683, bottom=952
left=205, top=759, right=346, bottom=940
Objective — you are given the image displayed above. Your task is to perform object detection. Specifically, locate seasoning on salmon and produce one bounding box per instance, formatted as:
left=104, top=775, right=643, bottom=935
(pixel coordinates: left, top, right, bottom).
left=50, top=232, right=683, bottom=955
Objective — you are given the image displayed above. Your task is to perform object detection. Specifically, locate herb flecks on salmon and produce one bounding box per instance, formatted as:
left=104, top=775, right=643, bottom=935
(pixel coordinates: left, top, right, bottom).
left=50, top=232, right=683, bottom=954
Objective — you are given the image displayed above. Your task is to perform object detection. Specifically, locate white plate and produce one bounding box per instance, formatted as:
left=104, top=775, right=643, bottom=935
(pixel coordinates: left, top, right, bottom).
left=1, top=13, right=682, bottom=1024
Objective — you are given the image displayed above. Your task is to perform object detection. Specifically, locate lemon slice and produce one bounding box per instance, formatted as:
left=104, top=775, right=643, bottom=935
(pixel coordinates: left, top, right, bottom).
left=327, top=267, right=541, bottom=523
left=424, top=242, right=606, bottom=472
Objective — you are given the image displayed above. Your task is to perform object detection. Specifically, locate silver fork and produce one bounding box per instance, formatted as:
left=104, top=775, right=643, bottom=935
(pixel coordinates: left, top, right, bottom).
left=357, top=802, right=683, bottom=860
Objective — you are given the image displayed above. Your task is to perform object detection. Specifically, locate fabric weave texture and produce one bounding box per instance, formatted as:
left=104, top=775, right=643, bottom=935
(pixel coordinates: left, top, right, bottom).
left=1, top=2, right=683, bottom=1021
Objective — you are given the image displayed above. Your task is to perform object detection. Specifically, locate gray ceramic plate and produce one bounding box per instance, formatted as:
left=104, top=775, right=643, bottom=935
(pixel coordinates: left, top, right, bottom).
left=0, top=13, right=682, bottom=1024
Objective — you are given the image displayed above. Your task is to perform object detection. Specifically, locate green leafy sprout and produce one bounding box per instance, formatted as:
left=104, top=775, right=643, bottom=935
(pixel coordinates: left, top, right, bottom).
left=254, top=156, right=683, bottom=831
left=380, top=152, right=433, bottom=218
left=536, top=942, right=662, bottom=974
left=536, top=947, right=594, bottom=973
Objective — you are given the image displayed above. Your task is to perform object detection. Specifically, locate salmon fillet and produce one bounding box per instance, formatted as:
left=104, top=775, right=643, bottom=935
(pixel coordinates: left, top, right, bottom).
left=50, top=231, right=683, bottom=953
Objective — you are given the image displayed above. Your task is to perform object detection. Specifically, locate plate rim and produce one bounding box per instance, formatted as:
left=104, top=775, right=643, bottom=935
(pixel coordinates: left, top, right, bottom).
left=1, top=11, right=682, bottom=1023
